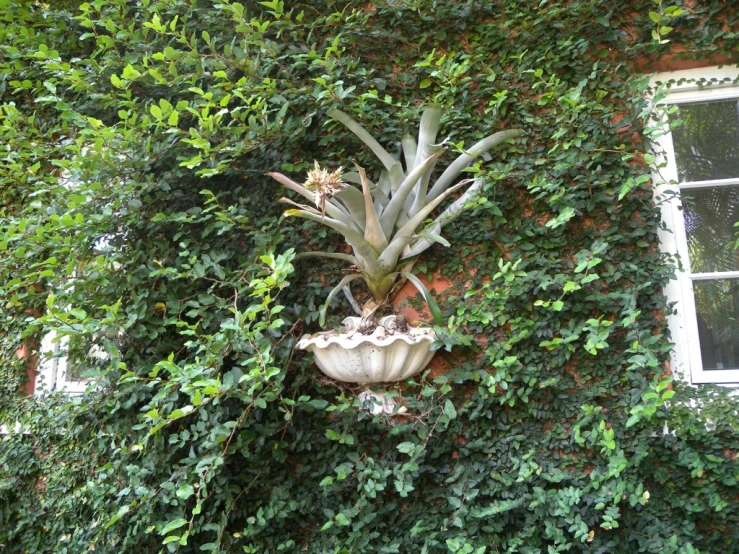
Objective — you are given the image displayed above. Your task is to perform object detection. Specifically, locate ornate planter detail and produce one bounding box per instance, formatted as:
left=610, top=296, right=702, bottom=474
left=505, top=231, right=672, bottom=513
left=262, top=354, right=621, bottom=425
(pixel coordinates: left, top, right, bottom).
left=298, top=316, right=435, bottom=383
left=298, top=316, right=435, bottom=414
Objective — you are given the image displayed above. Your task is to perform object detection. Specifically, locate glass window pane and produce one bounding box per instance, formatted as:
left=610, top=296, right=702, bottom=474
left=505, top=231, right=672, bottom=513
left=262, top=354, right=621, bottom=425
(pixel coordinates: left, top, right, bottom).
left=681, top=185, right=739, bottom=273
left=669, top=99, right=739, bottom=182
left=693, top=278, right=739, bottom=371
left=67, top=363, right=85, bottom=381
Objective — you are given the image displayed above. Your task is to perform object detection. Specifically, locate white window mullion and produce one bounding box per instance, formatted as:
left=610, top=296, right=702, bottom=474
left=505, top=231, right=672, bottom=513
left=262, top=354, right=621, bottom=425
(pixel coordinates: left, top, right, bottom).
left=690, top=271, right=739, bottom=281
left=679, top=177, right=739, bottom=190
left=36, top=330, right=89, bottom=395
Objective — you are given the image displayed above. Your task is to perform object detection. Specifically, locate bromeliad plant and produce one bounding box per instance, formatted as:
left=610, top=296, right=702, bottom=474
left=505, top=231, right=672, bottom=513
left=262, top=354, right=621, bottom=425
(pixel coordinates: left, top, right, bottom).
left=268, top=104, right=523, bottom=326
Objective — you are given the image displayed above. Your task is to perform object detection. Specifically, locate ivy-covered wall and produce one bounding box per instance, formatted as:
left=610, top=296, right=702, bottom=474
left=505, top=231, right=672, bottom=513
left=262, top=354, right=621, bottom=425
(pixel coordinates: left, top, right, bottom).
left=0, top=1, right=737, bottom=553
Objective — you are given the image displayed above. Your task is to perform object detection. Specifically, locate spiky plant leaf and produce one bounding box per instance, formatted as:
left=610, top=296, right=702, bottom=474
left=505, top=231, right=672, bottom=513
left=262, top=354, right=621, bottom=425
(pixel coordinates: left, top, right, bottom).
left=354, top=163, right=388, bottom=251
left=379, top=149, right=445, bottom=237
left=327, top=109, right=396, bottom=171
left=319, top=274, right=364, bottom=326
left=377, top=169, right=392, bottom=197
left=411, top=232, right=450, bottom=248
left=294, top=252, right=358, bottom=265
left=409, top=140, right=447, bottom=218
left=414, top=105, right=442, bottom=166
left=401, top=135, right=417, bottom=174
left=377, top=179, right=468, bottom=270
left=332, top=185, right=367, bottom=228
left=388, top=161, right=405, bottom=195
left=408, top=104, right=443, bottom=216
left=404, top=179, right=483, bottom=259
left=426, top=129, right=525, bottom=202
left=277, top=196, right=359, bottom=234
left=276, top=196, right=320, bottom=213
left=282, top=209, right=383, bottom=278
left=267, top=172, right=355, bottom=228
left=386, top=271, right=444, bottom=325
left=342, top=285, right=363, bottom=316
left=341, top=173, right=390, bottom=207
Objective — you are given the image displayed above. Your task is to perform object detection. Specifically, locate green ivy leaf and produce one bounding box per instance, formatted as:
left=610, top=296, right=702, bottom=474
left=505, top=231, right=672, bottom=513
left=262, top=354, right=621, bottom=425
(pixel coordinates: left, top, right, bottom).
left=160, top=518, right=188, bottom=536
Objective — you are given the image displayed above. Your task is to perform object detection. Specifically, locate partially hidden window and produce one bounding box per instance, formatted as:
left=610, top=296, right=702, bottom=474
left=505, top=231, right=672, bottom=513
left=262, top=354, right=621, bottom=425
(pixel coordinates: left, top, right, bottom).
left=36, top=331, right=90, bottom=394
left=653, top=65, right=739, bottom=384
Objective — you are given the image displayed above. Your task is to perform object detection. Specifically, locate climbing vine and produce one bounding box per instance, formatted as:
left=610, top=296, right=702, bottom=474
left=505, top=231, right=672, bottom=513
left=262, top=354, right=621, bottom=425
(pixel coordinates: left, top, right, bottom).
left=0, top=1, right=737, bottom=553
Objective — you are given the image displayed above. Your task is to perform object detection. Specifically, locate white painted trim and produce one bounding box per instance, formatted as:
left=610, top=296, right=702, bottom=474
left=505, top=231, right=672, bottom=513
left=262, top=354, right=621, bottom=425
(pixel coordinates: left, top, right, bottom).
left=690, top=271, right=739, bottom=281
left=0, top=421, right=27, bottom=435
left=650, top=65, right=739, bottom=385
left=35, top=331, right=89, bottom=395
left=651, top=65, right=739, bottom=95
left=691, top=368, right=739, bottom=384
left=655, top=87, right=739, bottom=104
left=679, top=177, right=739, bottom=190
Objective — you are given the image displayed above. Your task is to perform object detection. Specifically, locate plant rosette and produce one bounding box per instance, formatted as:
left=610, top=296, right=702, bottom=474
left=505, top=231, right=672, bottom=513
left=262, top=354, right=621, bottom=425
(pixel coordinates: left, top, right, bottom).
left=269, top=104, right=522, bottom=414
left=298, top=315, right=435, bottom=414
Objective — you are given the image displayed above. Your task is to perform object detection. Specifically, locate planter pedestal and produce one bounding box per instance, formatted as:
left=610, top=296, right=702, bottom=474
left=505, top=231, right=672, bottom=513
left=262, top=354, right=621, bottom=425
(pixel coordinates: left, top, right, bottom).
left=297, top=315, right=435, bottom=414
left=357, top=388, right=408, bottom=415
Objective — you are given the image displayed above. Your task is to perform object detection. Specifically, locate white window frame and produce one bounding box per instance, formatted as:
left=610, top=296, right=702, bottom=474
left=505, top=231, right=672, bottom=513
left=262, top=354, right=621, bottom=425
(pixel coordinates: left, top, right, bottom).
left=29, top=152, right=121, bottom=396
left=651, top=64, right=739, bottom=384
left=35, top=330, right=90, bottom=394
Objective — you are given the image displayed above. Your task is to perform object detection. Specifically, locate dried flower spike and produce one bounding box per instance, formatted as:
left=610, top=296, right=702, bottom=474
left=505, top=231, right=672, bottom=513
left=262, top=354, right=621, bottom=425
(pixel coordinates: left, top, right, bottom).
left=303, top=161, right=345, bottom=217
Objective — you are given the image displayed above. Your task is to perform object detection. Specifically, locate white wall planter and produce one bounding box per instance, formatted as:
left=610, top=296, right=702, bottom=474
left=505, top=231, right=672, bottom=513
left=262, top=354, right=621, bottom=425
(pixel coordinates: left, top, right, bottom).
left=297, top=315, right=435, bottom=414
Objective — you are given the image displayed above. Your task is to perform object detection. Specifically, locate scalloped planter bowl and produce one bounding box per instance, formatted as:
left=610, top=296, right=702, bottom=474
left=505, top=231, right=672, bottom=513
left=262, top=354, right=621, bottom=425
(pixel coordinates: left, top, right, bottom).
left=297, top=316, right=435, bottom=413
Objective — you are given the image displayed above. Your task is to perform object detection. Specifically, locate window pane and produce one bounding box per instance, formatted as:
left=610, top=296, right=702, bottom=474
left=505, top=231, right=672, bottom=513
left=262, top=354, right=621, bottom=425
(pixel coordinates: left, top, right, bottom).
left=67, top=362, right=85, bottom=381
left=669, top=99, right=739, bottom=182
left=694, top=278, right=739, bottom=371
left=682, top=186, right=739, bottom=272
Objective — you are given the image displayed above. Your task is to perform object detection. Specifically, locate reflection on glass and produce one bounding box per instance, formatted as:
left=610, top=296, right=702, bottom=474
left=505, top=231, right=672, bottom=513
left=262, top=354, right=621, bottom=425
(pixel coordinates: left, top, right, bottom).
left=682, top=186, right=739, bottom=272
left=694, top=279, right=739, bottom=371
left=669, top=99, right=739, bottom=182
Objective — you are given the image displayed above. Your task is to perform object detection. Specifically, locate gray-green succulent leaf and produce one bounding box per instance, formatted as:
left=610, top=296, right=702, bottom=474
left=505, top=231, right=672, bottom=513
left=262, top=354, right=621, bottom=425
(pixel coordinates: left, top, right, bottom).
left=294, top=251, right=359, bottom=265
left=319, top=274, right=365, bottom=327
left=341, top=173, right=390, bottom=208
left=379, top=149, right=446, bottom=237
left=426, top=129, right=525, bottom=202
left=269, top=105, right=523, bottom=319
left=326, top=108, right=396, bottom=171
left=354, top=163, right=388, bottom=251
left=404, top=178, right=484, bottom=259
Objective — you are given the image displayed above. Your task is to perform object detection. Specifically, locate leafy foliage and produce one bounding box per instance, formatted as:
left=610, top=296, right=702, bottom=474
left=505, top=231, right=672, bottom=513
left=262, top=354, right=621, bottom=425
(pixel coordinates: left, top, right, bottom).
left=0, top=1, right=738, bottom=553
